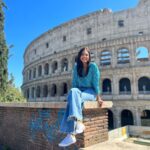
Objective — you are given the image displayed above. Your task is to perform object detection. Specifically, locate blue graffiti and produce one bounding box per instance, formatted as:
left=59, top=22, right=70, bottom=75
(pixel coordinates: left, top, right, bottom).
left=29, top=108, right=64, bottom=142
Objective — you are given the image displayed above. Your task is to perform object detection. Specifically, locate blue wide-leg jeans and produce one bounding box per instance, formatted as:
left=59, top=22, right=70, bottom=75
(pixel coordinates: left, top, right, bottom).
left=60, top=88, right=96, bottom=134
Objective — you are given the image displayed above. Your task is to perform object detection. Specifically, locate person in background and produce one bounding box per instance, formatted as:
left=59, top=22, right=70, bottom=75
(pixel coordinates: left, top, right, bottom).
left=59, top=47, right=103, bottom=147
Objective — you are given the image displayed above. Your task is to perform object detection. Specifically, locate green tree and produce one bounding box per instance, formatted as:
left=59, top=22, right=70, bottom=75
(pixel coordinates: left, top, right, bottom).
left=0, top=1, right=26, bottom=102
left=0, top=0, right=8, bottom=94
left=0, top=75, right=26, bottom=102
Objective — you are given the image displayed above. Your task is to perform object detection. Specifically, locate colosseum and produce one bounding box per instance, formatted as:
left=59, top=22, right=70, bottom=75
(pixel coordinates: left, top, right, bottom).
left=22, top=0, right=150, bottom=129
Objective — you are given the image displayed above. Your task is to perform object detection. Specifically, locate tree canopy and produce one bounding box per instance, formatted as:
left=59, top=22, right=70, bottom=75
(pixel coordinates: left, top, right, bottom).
left=0, top=1, right=26, bottom=102
left=0, top=0, right=8, bottom=94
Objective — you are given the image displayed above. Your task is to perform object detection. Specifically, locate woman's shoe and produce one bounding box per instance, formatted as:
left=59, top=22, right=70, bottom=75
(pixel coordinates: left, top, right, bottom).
left=58, top=134, right=76, bottom=147
left=75, top=122, right=85, bottom=134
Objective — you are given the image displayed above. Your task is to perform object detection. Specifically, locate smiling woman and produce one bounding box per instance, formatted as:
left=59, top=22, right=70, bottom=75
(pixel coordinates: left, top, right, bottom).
left=58, top=47, right=103, bottom=147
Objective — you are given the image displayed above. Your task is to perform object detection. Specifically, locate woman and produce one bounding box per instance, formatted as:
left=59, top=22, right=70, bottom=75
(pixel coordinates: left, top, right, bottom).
left=59, top=47, right=103, bottom=147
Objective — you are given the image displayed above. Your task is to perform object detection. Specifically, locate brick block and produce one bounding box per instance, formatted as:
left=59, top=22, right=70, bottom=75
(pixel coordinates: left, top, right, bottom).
left=0, top=102, right=111, bottom=149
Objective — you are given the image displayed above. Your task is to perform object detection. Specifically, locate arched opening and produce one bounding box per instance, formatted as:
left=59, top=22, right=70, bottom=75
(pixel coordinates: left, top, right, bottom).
left=44, top=63, right=49, bottom=75
left=90, top=51, right=95, bottom=62
left=27, top=88, right=30, bottom=99
left=29, top=70, right=32, bottom=80
left=108, top=110, right=114, bottom=130
left=138, top=77, right=150, bottom=94
left=61, top=58, right=68, bottom=72
left=119, top=78, right=131, bottom=94
left=72, top=55, right=77, bottom=67
left=52, top=61, right=58, bottom=73
left=38, top=65, right=42, bottom=77
left=33, top=68, right=36, bottom=78
left=43, top=85, right=48, bottom=97
left=136, top=46, right=149, bottom=62
left=51, top=84, right=57, bottom=97
left=121, top=109, right=134, bottom=126
left=61, top=82, right=68, bottom=96
left=117, top=48, right=130, bottom=64
left=100, top=50, right=111, bottom=66
left=141, top=110, right=150, bottom=126
left=31, top=87, right=35, bottom=98
left=26, top=72, right=28, bottom=81
left=102, top=79, right=112, bottom=95
left=36, top=86, right=41, bottom=98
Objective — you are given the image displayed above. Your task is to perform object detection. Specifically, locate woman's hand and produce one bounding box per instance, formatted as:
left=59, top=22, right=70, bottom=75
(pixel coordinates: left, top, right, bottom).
left=96, top=95, right=103, bottom=107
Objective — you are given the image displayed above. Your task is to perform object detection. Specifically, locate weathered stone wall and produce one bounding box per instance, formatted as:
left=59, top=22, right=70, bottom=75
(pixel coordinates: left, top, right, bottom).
left=141, top=119, right=150, bottom=126
left=128, top=125, right=150, bottom=139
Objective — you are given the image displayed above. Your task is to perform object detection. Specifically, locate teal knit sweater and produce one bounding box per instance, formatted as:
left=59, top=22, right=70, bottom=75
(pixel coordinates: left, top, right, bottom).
left=72, top=62, right=101, bottom=95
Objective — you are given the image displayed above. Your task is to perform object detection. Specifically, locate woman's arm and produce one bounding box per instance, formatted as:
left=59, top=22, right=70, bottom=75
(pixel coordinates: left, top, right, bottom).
left=92, top=63, right=101, bottom=95
left=72, top=64, right=78, bottom=88
left=92, top=63, right=103, bottom=106
left=96, top=95, right=103, bottom=107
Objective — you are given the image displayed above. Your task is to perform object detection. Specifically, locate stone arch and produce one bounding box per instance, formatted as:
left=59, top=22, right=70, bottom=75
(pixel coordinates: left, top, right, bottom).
left=25, top=72, right=28, bottom=81
left=36, top=86, right=41, bottom=98
left=61, top=58, right=68, bottom=72
left=90, top=50, right=95, bottom=62
left=38, top=65, right=42, bottom=77
left=51, top=84, right=57, bottom=96
left=52, top=61, right=58, bottom=73
left=136, top=46, right=149, bottom=62
left=141, top=110, right=150, bottom=126
left=26, top=88, right=30, bottom=99
left=102, top=78, right=112, bottom=94
left=117, top=48, right=130, bottom=64
left=43, top=85, right=48, bottom=97
left=100, top=50, right=111, bottom=66
left=44, top=63, right=49, bottom=75
left=108, top=109, right=114, bottom=130
left=29, top=69, right=32, bottom=80
left=61, top=82, right=68, bottom=96
left=72, top=55, right=77, bottom=67
left=31, top=87, right=35, bottom=98
left=138, top=76, right=150, bottom=94
left=119, top=78, right=131, bottom=94
left=33, top=68, right=36, bottom=78
left=121, top=109, right=134, bottom=126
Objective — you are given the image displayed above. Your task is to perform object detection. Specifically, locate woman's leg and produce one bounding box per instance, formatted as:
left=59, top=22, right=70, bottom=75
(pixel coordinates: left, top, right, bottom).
left=60, top=88, right=82, bottom=134
left=59, top=88, right=82, bottom=147
left=67, top=88, right=96, bottom=120
left=81, top=88, right=96, bottom=102
left=74, top=88, right=96, bottom=134
left=60, top=88, right=96, bottom=132
left=59, top=88, right=96, bottom=147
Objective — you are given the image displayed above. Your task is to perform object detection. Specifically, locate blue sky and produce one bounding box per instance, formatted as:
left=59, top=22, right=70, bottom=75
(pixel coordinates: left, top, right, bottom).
left=4, top=0, right=139, bottom=88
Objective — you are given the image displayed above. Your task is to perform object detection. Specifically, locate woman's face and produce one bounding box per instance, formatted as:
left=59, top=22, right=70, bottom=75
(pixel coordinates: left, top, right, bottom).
left=80, top=49, right=90, bottom=64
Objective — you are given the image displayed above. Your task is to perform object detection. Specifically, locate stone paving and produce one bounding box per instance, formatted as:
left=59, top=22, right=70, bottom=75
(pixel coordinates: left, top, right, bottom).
left=80, top=138, right=150, bottom=150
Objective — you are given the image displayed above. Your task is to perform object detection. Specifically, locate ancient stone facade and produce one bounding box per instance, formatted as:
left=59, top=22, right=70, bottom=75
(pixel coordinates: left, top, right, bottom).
left=22, top=0, right=150, bottom=129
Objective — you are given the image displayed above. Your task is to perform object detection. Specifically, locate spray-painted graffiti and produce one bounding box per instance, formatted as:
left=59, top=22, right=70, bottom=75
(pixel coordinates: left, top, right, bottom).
left=29, top=108, right=64, bottom=142
left=29, top=108, right=79, bottom=149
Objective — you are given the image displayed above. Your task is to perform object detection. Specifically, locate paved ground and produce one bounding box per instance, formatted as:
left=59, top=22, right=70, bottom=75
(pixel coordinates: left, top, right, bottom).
left=80, top=138, right=150, bottom=150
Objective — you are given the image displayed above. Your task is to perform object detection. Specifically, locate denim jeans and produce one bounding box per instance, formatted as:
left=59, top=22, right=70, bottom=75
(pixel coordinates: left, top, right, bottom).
left=60, top=88, right=96, bottom=134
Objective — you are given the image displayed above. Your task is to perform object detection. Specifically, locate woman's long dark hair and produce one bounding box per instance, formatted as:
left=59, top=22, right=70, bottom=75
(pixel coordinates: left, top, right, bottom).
left=76, top=47, right=91, bottom=77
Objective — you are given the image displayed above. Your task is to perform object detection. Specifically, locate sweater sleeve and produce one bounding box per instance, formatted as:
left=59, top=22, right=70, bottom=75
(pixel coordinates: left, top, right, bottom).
left=72, top=64, right=78, bottom=88
left=92, top=63, right=101, bottom=95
